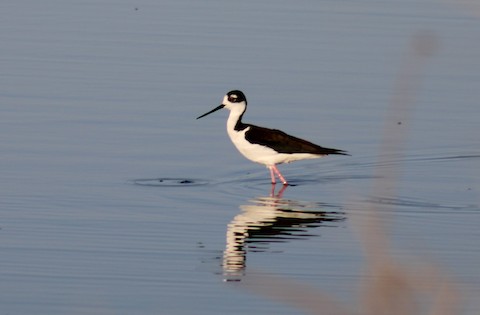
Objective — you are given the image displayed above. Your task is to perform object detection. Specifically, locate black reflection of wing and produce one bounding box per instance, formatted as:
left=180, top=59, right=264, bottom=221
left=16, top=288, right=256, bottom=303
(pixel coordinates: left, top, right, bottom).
left=246, top=208, right=344, bottom=246
left=223, top=197, right=346, bottom=281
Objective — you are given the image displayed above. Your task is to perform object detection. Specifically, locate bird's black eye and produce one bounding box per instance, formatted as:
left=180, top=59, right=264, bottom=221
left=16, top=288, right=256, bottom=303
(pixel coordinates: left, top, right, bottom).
left=228, top=95, right=238, bottom=102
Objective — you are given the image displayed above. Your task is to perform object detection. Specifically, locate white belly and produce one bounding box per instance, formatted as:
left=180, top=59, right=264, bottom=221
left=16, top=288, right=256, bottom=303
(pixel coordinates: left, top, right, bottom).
left=227, top=127, right=321, bottom=166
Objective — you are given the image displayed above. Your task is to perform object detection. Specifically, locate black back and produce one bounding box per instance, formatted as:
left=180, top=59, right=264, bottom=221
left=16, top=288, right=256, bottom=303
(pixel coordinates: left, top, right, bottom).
left=244, top=124, right=348, bottom=155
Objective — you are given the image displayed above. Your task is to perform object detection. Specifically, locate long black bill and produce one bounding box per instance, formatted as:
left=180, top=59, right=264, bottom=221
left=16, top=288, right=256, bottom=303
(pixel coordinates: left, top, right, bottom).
left=196, top=104, right=225, bottom=119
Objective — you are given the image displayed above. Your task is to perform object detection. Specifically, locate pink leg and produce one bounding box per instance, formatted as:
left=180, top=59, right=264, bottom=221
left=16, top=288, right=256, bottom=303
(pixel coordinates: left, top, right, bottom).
left=276, top=184, right=288, bottom=198
left=269, top=183, right=288, bottom=198
left=270, top=165, right=288, bottom=185
left=268, top=166, right=276, bottom=184
left=269, top=183, right=276, bottom=197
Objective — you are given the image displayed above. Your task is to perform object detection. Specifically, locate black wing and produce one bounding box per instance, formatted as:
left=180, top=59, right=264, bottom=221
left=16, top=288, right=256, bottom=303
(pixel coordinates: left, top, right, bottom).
left=245, top=125, right=349, bottom=155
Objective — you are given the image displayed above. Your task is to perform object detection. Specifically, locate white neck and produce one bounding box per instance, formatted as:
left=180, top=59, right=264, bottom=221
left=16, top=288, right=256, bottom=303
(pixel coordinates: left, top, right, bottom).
left=226, top=104, right=246, bottom=133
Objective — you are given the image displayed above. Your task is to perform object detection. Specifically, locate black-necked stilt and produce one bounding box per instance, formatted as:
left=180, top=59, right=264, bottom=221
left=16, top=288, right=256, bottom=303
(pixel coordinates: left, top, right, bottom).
left=197, top=90, right=349, bottom=185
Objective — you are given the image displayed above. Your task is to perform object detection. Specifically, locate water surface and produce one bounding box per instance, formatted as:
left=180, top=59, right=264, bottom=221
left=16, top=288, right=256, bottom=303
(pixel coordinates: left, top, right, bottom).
left=1, top=0, right=479, bottom=314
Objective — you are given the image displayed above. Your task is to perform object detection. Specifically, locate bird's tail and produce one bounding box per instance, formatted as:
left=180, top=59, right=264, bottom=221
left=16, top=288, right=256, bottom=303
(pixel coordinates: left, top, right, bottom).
left=323, top=148, right=350, bottom=156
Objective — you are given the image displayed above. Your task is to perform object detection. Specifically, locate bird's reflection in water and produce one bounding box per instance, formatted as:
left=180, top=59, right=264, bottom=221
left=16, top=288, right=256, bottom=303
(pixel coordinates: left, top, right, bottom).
left=223, top=185, right=346, bottom=282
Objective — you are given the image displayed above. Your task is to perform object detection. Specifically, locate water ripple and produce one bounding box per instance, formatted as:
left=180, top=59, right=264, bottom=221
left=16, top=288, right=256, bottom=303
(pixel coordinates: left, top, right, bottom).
left=132, top=178, right=210, bottom=187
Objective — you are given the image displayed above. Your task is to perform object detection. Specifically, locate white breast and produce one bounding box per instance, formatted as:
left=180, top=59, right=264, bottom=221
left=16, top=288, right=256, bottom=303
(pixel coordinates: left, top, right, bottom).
left=224, top=105, right=322, bottom=166
left=227, top=127, right=321, bottom=166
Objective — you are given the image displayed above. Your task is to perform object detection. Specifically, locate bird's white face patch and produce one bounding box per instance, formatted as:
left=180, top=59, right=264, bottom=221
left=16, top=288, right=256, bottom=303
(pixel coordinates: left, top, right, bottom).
left=222, top=95, right=230, bottom=104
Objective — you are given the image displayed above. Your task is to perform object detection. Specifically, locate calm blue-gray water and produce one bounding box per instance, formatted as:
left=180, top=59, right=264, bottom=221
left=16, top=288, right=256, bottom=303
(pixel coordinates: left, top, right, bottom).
left=1, top=0, right=479, bottom=314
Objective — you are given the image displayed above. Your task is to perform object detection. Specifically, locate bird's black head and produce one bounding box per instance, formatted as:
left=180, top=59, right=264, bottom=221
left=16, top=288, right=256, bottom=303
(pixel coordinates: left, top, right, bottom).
left=226, top=90, right=247, bottom=105
left=196, top=90, right=247, bottom=120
